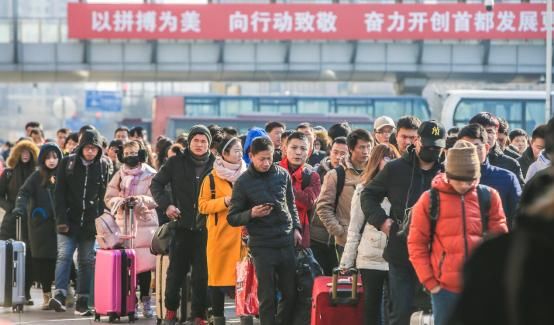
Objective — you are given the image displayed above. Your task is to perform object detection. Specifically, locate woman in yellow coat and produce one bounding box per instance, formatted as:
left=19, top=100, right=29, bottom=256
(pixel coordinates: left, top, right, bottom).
left=198, top=136, right=246, bottom=325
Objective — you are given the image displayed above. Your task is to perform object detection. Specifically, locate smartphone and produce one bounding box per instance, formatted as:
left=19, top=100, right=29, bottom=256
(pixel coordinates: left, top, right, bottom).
left=262, top=202, right=275, bottom=208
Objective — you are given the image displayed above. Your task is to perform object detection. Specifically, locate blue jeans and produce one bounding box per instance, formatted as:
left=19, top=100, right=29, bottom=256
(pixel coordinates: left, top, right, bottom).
left=388, top=263, right=418, bottom=325
left=54, top=234, right=95, bottom=298
left=431, top=288, right=459, bottom=325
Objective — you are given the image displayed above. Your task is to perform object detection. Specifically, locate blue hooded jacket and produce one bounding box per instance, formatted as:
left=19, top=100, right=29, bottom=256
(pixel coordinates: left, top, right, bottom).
left=243, top=127, right=269, bottom=165
left=480, top=159, right=522, bottom=229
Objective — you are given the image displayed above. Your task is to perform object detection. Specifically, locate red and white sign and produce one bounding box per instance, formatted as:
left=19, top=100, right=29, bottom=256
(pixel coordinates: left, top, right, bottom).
left=67, top=3, right=547, bottom=40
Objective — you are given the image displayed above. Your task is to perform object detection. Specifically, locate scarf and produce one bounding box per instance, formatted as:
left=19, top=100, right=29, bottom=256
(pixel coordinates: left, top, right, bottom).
left=190, top=151, right=210, bottom=177
left=213, top=156, right=246, bottom=184
left=119, top=163, right=144, bottom=197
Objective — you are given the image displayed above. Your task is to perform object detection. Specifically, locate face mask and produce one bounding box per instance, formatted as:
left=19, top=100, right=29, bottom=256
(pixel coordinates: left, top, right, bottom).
left=123, top=156, right=140, bottom=167
left=418, top=147, right=441, bottom=163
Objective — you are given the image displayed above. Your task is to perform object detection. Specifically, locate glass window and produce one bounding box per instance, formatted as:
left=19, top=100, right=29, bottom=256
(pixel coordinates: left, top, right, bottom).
left=454, top=99, right=523, bottom=127
left=414, top=99, right=431, bottom=120
left=335, top=99, right=369, bottom=115
left=0, top=21, right=11, bottom=42
left=41, top=20, right=59, bottom=42
left=185, top=98, right=218, bottom=116
left=259, top=98, right=294, bottom=114
left=20, top=20, right=40, bottom=42
left=297, top=99, right=330, bottom=114
left=220, top=99, right=254, bottom=116
left=374, top=99, right=410, bottom=121
left=525, top=100, right=546, bottom=133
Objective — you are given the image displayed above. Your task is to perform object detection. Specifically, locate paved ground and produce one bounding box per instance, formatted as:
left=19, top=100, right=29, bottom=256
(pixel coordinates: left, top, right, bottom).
left=0, top=287, right=256, bottom=325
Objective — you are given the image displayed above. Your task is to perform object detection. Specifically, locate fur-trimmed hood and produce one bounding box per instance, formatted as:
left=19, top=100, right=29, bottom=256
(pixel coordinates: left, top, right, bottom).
left=7, top=140, right=39, bottom=169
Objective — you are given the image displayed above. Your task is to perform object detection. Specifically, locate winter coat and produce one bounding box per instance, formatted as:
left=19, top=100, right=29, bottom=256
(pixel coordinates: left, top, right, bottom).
left=524, top=151, right=551, bottom=182
left=105, top=164, right=158, bottom=274
left=449, top=166, right=554, bottom=325
left=55, top=130, right=110, bottom=240
left=488, top=143, right=525, bottom=186
left=227, top=164, right=301, bottom=249
left=503, top=145, right=521, bottom=160
left=316, top=157, right=362, bottom=247
left=308, top=150, right=327, bottom=167
left=150, top=149, right=215, bottom=231
left=361, top=147, right=443, bottom=267
left=311, top=157, right=335, bottom=245
left=479, top=160, right=521, bottom=229
left=198, top=171, right=242, bottom=287
left=340, top=184, right=389, bottom=271
left=279, top=159, right=321, bottom=248
left=517, top=146, right=535, bottom=178
left=408, top=174, right=508, bottom=293
left=0, top=140, right=39, bottom=241
left=11, top=171, right=57, bottom=259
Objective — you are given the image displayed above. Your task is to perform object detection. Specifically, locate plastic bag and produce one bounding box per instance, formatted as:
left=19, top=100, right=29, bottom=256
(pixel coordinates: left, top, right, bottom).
left=235, top=256, right=259, bottom=316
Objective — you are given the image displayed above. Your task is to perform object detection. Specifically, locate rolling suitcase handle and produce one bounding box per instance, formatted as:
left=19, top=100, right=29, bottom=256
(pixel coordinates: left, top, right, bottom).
left=123, top=197, right=137, bottom=249
left=330, top=267, right=359, bottom=306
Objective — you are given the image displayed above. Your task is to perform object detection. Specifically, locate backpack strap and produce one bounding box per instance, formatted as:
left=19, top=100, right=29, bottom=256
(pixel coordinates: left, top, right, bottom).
left=429, top=188, right=440, bottom=242
left=476, top=185, right=491, bottom=236
left=334, top=165, right=346, bottom=210
left=209, top=173, right=219, bottom=225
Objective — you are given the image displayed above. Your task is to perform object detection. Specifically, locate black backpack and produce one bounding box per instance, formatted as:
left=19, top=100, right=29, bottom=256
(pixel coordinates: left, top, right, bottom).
left=399, top=185, right=491, bottom=241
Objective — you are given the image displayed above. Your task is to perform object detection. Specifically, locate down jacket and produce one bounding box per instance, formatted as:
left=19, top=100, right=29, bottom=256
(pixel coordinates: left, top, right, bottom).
left=316, top=157, right=362, bottom=247
left=105, top=163, right=158, bottom=273
left=340, top=184, right=388, bottom=271
left=407, top=174, right=508, bottom=293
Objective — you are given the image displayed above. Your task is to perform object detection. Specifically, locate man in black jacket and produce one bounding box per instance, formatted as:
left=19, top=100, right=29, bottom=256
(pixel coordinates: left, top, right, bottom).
left=228, top=137, right=302, bottom=325
left=49, top=129, right=110, bottom=316
left=150, top=125, right=215, bottom=325
left=518, top=124, right=546, bottom=178
left=469, top=112, right=525, bottom=185
left=361, top=120, right=445, bottom=325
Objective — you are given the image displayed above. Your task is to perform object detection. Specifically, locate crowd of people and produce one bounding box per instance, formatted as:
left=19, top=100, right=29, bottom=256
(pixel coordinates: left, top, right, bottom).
left=0, top=112, right=553, bottom=325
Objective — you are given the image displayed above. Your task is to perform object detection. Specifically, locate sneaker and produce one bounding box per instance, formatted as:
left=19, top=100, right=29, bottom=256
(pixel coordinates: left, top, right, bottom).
left=74, top=296, right=92, bottom=316
left=194, top=317, right=207, bottom=325
left=142, top=296, right=153, bottom=318
left=48, top=293, right=66, bottom=312
left=41, top=293, right=52, bottom=310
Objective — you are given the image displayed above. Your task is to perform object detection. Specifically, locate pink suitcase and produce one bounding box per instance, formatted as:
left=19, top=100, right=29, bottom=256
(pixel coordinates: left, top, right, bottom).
left=94, top=199, right=138, bottom=323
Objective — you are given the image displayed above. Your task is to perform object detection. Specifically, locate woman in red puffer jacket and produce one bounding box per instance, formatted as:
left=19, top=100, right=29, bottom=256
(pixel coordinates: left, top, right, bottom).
left=408, top=140, right=508, bottom=325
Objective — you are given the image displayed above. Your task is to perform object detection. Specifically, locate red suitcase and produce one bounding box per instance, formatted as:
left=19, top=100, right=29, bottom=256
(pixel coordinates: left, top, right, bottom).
left=311, top=268, right=364, bottom=325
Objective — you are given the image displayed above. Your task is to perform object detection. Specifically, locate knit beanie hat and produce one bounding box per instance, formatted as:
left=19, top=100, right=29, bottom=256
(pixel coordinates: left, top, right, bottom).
left=446, top=140, right=481, bottom=181
left=187, top=125, right=212, bottom=146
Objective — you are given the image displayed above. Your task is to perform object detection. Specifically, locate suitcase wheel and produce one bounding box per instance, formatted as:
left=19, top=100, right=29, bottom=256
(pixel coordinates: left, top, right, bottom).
left=12, top=304, right=23, bottom=313
left=128, top=312, right=136, bottom=323
left=94, top=313, right=101, bottom=322
left=108, top=313, right=117, bottom=323
left=156, top=319, right=161, bottom=325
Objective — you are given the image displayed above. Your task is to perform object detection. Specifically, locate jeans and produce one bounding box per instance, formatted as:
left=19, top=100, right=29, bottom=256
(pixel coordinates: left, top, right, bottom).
left=54, top=234, right=95, bottom=298
left=251, top=245, right=297, bottom=325
left=209, top=286, right=234, bottom=317
left=431, top=289, right=459, bottom=325
left=360, top=269, right=388, bottom=325
left=137, top=272, right=151, bottom=299
left=165, top=229, right=208, bottom=318
left=388, top=263, right=419, bottom=325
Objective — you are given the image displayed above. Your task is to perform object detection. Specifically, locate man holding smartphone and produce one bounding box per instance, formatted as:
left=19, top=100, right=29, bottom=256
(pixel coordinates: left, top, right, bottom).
left=228, top=136, right=302, bottom=325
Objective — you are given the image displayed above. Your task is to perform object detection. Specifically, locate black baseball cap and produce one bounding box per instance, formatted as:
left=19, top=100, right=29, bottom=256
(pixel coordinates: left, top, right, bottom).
left=418, top=120, right=446, bottom=148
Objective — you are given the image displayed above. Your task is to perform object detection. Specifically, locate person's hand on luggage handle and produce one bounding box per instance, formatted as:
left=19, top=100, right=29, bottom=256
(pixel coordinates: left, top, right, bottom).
left=166, top=205, right=181, bottom=219
left=57, top=224, right=69, bottom=234
left=294, top=229, right=302, bottom=247
left=430, top=286, right=441, bottom=294
left=251, top=204, right=273, bottom=218
left=381, top=218, right=394, bottom=236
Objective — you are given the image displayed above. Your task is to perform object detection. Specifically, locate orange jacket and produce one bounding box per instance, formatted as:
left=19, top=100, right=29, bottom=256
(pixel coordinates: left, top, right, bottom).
left=407, top=173, right=508, bottom=293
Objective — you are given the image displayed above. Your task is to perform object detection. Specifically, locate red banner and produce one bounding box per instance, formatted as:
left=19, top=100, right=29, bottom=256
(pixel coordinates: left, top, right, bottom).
left=67, top=3, right=547, bottom=40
